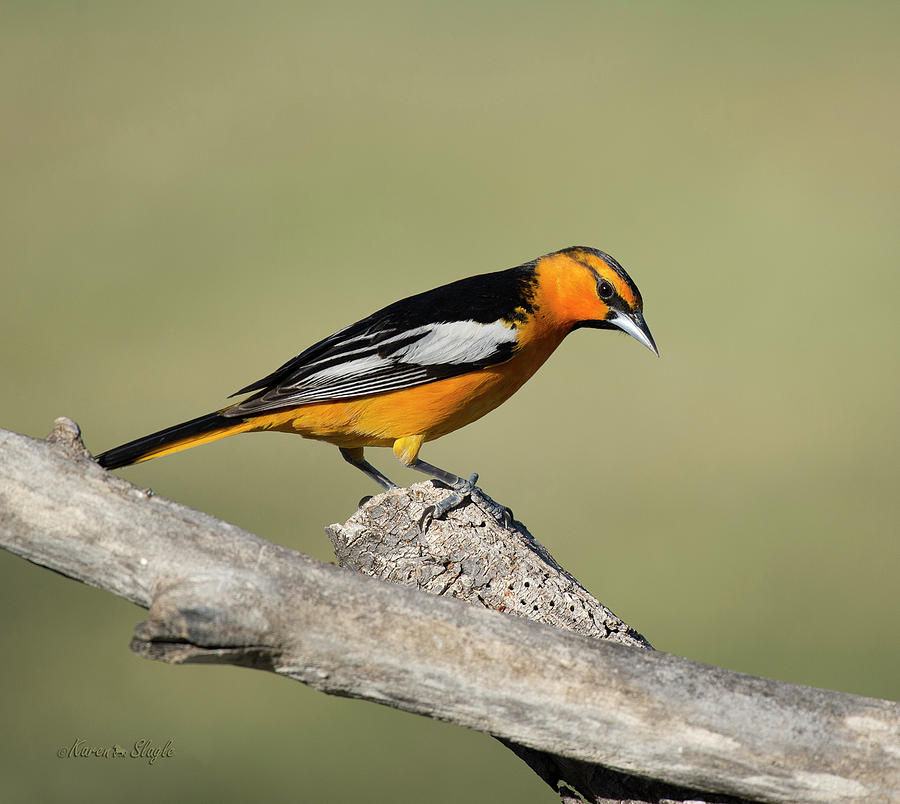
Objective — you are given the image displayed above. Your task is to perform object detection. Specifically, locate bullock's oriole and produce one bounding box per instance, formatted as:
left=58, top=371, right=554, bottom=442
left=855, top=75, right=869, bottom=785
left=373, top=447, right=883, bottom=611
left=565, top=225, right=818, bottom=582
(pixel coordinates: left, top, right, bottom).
left=96, top=246, right=657, bottom=523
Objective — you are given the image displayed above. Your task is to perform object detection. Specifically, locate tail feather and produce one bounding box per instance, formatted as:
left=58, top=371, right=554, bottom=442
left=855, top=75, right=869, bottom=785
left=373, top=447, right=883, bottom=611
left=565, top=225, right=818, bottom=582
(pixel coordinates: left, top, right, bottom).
left=96, top=411, right=251, bottom=470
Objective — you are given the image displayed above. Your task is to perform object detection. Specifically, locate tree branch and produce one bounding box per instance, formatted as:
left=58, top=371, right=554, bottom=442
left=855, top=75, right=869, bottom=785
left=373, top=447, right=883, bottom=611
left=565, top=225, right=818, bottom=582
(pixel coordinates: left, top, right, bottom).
left=0, top=419, right=897, bottom=804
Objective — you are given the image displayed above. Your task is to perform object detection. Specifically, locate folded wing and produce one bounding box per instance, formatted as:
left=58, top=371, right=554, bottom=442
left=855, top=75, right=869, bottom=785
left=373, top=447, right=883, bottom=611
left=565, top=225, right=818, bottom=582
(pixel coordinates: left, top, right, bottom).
left=225, top=314, right=520, bottom=416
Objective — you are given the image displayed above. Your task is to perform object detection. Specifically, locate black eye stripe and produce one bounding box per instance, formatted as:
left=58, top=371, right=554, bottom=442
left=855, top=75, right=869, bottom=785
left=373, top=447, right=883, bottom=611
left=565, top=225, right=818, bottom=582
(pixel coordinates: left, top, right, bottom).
left=568, top=247, right=642, bottom=308
left=571, top=253, right=636, bottom=310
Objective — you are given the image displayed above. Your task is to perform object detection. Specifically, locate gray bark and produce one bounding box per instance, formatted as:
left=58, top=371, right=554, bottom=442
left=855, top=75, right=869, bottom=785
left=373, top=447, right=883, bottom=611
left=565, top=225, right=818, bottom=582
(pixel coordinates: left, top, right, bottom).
left=0, top=419, right=897, bottom=804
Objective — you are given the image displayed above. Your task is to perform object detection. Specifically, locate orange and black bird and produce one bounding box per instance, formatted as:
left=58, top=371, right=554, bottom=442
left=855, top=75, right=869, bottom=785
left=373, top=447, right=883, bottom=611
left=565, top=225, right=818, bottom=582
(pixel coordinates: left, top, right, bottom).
left=96, top=246, right=657, bottom=522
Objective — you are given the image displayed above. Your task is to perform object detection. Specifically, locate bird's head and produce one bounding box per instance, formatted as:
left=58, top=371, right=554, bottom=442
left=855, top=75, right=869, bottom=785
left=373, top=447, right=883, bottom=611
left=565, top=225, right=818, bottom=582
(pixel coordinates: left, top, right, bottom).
left=535, top=246, right=658, bottom=356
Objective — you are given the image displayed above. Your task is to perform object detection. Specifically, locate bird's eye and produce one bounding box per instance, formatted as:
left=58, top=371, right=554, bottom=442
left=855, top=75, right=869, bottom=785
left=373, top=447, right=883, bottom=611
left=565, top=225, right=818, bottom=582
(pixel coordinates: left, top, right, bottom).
left=598, top=280, right=614, bottom=300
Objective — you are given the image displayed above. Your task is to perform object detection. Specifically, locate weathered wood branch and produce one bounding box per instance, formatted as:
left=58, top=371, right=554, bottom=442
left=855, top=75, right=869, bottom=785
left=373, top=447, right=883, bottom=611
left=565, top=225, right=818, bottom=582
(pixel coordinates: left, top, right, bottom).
left=325, top=491, right=748, bottom=804
left=0, top=419, right=897, bottom=804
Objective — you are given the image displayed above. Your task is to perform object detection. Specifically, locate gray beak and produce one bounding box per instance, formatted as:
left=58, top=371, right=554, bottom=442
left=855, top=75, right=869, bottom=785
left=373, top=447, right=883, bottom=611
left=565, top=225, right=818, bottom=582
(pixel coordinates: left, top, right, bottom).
left=609, top=311, right=659, bottom=357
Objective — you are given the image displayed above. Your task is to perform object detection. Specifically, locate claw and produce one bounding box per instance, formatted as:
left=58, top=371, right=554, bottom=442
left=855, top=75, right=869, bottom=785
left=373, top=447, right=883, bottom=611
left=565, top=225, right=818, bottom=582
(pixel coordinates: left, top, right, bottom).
left=469, top=487, right=514, bottom=528
left=418, top=505, right=435, bottom=533
left=408, top=458, right=514, bottom=529
left=427, top=474, right=514, bottom=529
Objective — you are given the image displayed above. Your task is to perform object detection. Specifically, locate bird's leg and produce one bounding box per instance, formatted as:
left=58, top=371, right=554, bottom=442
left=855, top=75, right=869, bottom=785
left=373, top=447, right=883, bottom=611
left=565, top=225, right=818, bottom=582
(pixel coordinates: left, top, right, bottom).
left=339, top=447, right=398, bottom=491
left=391, top=435, right=513, bottom=527
left=409, top=458, right=513, bottom=527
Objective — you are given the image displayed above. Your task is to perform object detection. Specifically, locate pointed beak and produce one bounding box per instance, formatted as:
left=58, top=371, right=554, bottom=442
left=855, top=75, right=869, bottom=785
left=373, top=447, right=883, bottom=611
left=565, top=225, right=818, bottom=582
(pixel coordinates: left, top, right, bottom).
left=610, top=311, right=659, bottom=357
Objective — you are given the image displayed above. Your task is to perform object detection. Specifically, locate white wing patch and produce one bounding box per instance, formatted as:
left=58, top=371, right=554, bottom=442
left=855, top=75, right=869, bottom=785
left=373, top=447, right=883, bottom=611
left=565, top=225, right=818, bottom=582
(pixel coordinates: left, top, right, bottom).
left=391, top=321, right=518, bottom=366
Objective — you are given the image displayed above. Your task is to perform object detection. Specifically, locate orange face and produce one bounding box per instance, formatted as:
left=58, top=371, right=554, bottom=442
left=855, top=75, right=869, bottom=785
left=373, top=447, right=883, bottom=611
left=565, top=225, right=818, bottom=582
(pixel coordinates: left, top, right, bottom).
left=531, top=246, right=657, bottom=354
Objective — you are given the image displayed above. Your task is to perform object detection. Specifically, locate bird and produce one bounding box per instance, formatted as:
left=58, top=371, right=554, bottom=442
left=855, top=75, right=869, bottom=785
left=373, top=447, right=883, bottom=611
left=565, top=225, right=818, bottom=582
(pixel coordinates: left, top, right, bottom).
left=96, top=246, right=657, bottom=523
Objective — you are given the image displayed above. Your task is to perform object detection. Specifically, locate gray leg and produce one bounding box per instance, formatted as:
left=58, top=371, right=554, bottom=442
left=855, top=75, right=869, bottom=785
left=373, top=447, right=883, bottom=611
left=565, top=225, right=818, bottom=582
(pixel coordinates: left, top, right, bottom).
left=340, top=447, right=397, bottom=491
left=409, top=458, right=513, bottom=526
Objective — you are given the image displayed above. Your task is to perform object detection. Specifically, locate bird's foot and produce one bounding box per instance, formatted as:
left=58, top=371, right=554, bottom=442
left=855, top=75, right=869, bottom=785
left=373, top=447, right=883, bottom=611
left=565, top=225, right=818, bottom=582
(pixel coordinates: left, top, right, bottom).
left=427, top=473, right=514, bottom=528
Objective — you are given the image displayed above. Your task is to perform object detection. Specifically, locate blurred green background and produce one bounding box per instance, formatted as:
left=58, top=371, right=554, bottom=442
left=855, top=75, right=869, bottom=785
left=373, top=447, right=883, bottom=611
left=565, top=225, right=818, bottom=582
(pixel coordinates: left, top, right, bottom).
left=2, top=2, right=898, bottom=801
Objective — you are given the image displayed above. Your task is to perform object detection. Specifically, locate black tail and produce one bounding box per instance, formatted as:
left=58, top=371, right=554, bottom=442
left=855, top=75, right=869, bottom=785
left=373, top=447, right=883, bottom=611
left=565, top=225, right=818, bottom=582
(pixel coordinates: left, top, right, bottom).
left=96, top=410, right=240, bottom=470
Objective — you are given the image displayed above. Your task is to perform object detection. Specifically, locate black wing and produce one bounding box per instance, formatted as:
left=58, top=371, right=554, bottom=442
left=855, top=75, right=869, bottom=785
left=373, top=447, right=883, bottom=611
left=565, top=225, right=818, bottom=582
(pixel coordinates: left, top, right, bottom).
left=225, top=265, right=537, bottom=417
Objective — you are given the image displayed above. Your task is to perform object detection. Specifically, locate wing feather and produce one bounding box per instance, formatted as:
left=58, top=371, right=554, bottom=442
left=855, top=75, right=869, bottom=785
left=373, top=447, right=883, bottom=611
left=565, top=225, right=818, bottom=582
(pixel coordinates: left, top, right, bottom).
left=226, top=318, right=519, bottom=416
left=224, top=265, right=538, bottom=417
